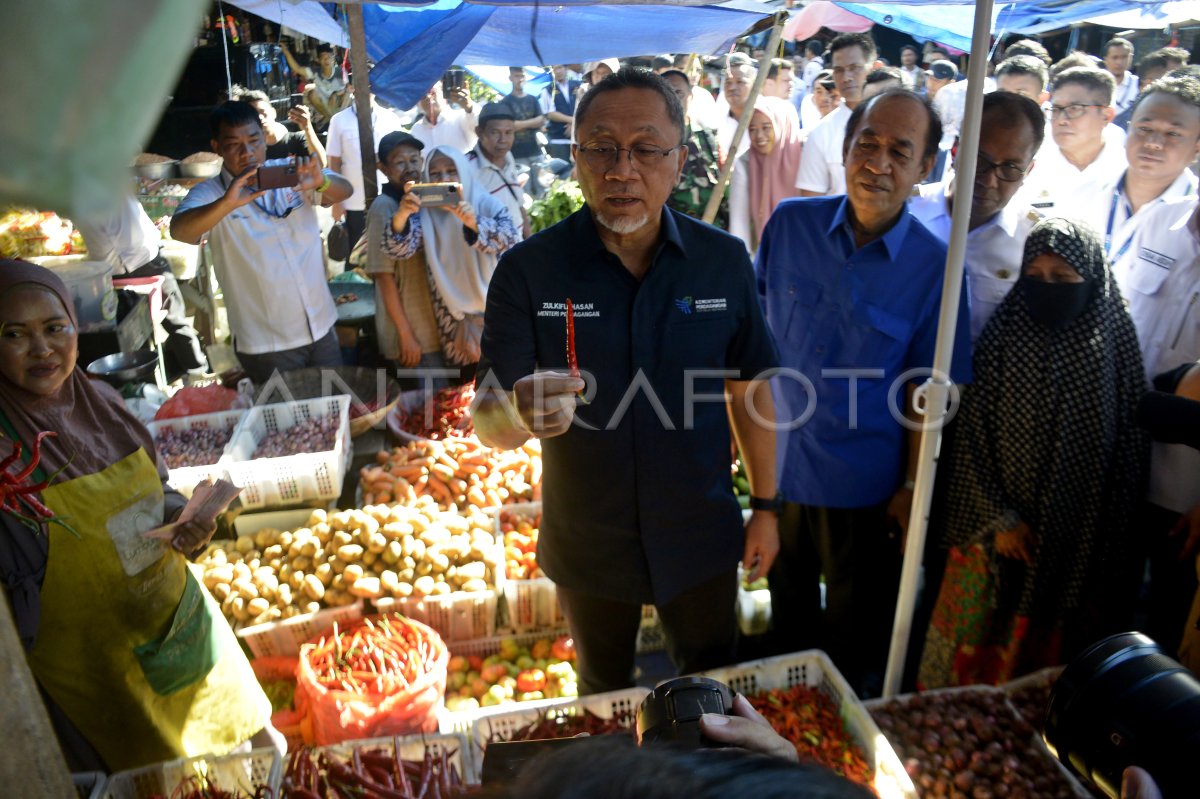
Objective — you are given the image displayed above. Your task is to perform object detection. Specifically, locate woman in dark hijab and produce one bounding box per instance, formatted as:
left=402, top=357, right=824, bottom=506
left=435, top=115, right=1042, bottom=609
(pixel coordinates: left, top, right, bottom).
left=919, top=218, right=1149, bottom=688
left=0, top=259, right=274, bottom=771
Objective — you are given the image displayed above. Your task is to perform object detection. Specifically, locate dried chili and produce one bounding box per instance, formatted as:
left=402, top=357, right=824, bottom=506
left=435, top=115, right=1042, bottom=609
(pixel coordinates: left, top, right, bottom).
left=280, top=739, right=475, bottom=798
left=747, top=685, right=873, bottom=788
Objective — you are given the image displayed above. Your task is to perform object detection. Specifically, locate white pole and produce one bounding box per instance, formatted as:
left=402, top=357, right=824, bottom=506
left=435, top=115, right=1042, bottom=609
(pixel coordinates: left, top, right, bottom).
left=881, top=0, right=995, bottom=698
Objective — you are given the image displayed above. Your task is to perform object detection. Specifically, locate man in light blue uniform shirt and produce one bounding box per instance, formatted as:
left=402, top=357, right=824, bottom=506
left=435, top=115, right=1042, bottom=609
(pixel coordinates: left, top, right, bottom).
left=908, top=91, right=1045, bottom=341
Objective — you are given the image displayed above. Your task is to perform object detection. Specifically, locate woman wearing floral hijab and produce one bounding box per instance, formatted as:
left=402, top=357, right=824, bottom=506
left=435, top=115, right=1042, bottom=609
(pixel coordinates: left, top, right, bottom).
left=919, top=217, right=1149, bottom=688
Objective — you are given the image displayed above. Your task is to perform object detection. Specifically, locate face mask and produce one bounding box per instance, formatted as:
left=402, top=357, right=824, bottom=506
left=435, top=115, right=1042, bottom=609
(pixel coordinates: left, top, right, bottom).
left=1022, top=277, right=1093, bottom=330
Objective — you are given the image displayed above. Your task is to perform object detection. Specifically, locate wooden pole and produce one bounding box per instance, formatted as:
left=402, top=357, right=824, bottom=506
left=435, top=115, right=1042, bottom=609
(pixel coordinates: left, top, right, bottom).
left=0, top=595, right=75, bottom=796
left=346, top=3, right=378, bottom=208
left=701, top=13, right=786, bottom=226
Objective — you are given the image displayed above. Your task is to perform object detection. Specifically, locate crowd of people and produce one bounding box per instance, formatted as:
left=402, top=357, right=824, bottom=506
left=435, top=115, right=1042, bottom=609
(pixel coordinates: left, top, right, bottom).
left=2, top=25, right=1199, bottom=786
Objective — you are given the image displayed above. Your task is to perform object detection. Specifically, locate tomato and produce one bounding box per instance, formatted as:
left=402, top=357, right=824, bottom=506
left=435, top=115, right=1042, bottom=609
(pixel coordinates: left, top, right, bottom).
left=551, top=635, right=575, bottom=662
left=516, top=668, right=547, bottom=693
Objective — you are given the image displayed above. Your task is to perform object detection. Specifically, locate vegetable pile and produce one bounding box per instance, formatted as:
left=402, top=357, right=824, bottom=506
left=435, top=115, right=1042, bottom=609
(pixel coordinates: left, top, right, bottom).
left=443, top=634, right=577, bottom=714
left=393, top=385, right=475, bottom=440
left=254, top=414, right=339, bottom=459
left=747, top=685, right=872, bottom=788
left=529, top=180, right=585, bottom=234
left=1004, top=669, right=1062, bottom=730
left=498, top=506, right=541, bottom=580
left=871, top=688, right=1083, bottom=799
left=282, top=742, right=474, bottom=798
left=485, top=706, right=636, bottom=742
left=304, top=615, right=444, bottom=701
left=358, top=438, right=541, bottom=511
left=156, top=425, right=236, bottom=469
left=197, top=501, right=500, bottom=629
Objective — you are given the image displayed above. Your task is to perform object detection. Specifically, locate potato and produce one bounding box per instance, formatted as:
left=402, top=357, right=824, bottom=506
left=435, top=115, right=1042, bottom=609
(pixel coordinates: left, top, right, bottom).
left=207, top=547, right=228, bottom=565
left=362, top=550, right=378, bottom=567
left=337, top=544, right=364, bottom=562
left=299, top=539, right=318, bottom=558
left=413, top=575, right=436, bottom=596
left=394, top=581, right=414, bottom=598
left=230, top=596, right=249, bottom=621
left=457, top=561, right=487, bottom=581
left=315, top=562, right=334, bottom=586
left=303, top=601, right=321, bottom=614
left=211, top=582, right=231, bottom=602
left=382, top=540, right=402, bottom=565
left=343, top=564, right=364, bottom=584
left=247, top=597, right=271, bottom=617
left=349, top=576, right=382, bottom=599
left=461, top=578, right=489, bottom=593
left=253, top=528, right=277, bottom=549
left=332, top=574, right=346, bottom=592
left=278, top=530, right=294, bottom=549
left=303, top=574, right=325, bottom=601
left=429, top=552, right=450, bottom=572
left=205, top=564, right=234, bottom=587
left=380, top=570, right=399, bottom=591
left=308, top=509, right=328, bottom=525
left=291, top=555, right=312, bottom=572
left=276, top=583, right=292, bottom=606
left=231, top=578, right=258, bottom=600
left=235, top=536, right=256, bottom=553
left=332, top=530, right=353, bottom=548
left=366, top=532, right=388, bottom=554
left=431, top=581, right=452, bottom=596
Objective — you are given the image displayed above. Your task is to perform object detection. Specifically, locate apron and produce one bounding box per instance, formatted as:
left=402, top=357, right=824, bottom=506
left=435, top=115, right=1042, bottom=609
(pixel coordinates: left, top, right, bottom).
left=25, top=447, right=270, bottom=771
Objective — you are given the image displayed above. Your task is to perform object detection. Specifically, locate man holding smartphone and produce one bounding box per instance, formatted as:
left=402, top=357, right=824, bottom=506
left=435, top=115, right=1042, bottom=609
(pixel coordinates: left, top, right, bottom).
left=171, top=100, right=354, bottom=383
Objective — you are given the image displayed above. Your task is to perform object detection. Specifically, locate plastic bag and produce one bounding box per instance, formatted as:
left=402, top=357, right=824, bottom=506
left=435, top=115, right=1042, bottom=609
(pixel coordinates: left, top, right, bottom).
left=294, top=619, right=448, bottom=746
left=154, top=384, right=249, bottom=420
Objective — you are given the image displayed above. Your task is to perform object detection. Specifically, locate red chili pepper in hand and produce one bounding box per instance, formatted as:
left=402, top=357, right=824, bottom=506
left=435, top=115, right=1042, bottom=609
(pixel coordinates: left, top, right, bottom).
left=564, top=299, right=588, bottom=404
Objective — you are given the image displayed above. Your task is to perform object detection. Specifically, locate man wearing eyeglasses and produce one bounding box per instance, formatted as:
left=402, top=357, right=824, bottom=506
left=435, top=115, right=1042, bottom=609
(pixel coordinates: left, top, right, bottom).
left=172, top=101, right=353, bottom=383
left=472, top=67, right=780, bottom=695
left=909, top=91, right=1046, bottom=341
left=1015, top=67, right=1128, bottom=219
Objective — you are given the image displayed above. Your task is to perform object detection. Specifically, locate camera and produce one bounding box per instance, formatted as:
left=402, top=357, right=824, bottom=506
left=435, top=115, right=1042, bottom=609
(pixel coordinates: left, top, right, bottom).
left=442, top=68, right=466, bottom=99
left=480, top=676, right=736, bottom=786
left=637, top=676, right=735, bottom=747
left=409, top=182, right=461, bottom=208
left=1044, top=631, right=1200, bottom=798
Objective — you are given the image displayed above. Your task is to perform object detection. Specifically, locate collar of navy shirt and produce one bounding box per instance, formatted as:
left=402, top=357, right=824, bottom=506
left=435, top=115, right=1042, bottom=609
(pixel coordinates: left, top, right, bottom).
left=574, top=203, right=690, bottom=275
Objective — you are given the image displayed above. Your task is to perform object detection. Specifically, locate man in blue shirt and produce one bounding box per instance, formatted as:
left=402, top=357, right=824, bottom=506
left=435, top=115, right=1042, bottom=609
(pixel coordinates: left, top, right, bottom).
left=756, top=88, right=972, bottom=695
left=473, top=67, right=781, bottom=694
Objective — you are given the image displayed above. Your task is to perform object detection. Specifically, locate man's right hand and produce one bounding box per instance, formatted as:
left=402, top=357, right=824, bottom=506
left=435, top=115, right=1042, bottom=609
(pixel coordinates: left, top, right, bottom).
left=512, top=371, right=585, bottom=438
left=699, top=693, right=798, bottom=762
left=223, top=167, right=269, bottom=210
left=398, top=330, right=422, bottom=368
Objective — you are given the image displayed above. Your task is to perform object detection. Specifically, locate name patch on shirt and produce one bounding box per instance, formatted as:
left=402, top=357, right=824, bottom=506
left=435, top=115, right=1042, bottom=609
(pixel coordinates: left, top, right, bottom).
left=673, top=296, right=727, bottom=315
left=537, top=301, right=600, bottom=318
left=1138, top=248, right=1175, bottom=270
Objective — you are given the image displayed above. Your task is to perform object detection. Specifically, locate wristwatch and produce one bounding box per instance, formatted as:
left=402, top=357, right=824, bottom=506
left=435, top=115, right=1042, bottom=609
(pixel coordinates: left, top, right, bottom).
left=749, top=493, right=784, bottom=513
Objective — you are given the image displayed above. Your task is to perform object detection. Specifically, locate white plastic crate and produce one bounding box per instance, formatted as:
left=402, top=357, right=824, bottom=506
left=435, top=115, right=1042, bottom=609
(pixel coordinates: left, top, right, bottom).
left=696, top=651, right=917, bottom=799
left=865, top=684, right=1091, bottom=799
left=146, top=408, right=246, bottom=497
left=312, top=732, right=474, bottom=789
left=502, top=578, right=566, bottom=633
left=446, top=629, right=570, bottom=659
left=103, top=748, right=279, bottom=799
left=226, top=396, right=352, bottom=509
left=229, top=508, right=364, bottom=657
left=457, top=687, right=648, bottom=781
left=374, top=590, right=499, bottom=642
left=237, top=599, right=365, bottom=658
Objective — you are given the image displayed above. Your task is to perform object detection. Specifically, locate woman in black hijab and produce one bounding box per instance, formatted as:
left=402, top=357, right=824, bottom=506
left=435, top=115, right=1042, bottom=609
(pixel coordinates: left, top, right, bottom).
left=919, top=217, right=1150, bottom=688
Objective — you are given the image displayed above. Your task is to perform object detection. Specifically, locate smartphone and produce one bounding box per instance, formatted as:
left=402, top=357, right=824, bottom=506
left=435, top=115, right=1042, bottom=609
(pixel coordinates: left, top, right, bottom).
left=442, top=68, right=466, bottom=99
left=257, top=163, right=299, bottom=190
left=409, top=182, right=461, bottom=208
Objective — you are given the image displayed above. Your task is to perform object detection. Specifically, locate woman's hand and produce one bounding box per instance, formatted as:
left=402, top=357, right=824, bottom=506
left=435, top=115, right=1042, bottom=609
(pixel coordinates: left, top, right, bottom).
left=170, top=518, right=217, bottom=558
left=699, top=693, right=799, bottom=762
left=391, top=181, right=423, bottom=232
left=995, top=520, right=1035, bottom=564
left=449, top=198, right=477, bottom=232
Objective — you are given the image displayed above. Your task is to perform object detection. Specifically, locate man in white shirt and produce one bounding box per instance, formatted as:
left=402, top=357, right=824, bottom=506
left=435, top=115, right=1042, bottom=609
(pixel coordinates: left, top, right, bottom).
left=717, top=55, right=757, bottom=163
left=1118, top=195, right=1200, bottom=655
left=796, top=32, right=879, bottom=196
left=898, top=45, right=924, bottom=93
left=908, top=91, right=1045, bottom=341
left=1104, top=37, right=1140, bottom=114
left=466, top=103, right=529, bottom=239
left=326, top=90, right=404, bottom=268
left=763, top=58, right=796, bottom=101
left=994, top=55, right=1049, bottom=105
left=171, top=101, right=353, bottom=383
left=539, top=65, right=583, bottom=161
left=1079, top=76, right=1200, bottom=269
left=1015, top=67, right=1128, bottom=218
left=75, top=195, right=208, bottom=375
left=409, top=81, right=479, bottom=155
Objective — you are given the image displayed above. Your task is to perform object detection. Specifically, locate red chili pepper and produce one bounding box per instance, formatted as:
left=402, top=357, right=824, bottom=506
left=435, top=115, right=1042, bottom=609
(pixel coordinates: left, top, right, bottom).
left=565, top=298, right=580, bottom=379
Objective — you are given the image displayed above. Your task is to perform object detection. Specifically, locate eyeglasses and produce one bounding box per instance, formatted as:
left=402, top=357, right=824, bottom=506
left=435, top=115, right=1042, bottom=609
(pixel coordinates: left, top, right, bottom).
left=975, top=152, right=1029, bottom=183
left=576, top=143, right=682, bottom=171
left=1050, top=103, right=1104, bottom=120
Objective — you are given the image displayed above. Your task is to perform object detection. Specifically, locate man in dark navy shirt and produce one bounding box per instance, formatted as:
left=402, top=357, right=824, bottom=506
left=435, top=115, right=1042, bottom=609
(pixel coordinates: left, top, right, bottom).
left=756, top=89, right=972, bottom=696
left=473, top=67, right=781, bottom=694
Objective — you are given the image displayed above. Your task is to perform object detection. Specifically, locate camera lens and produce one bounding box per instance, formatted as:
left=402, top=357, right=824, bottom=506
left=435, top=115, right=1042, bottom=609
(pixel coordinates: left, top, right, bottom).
left=636, top=676, right=733, bottom=748
left=1044, top=632, right=1200, bottom=798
